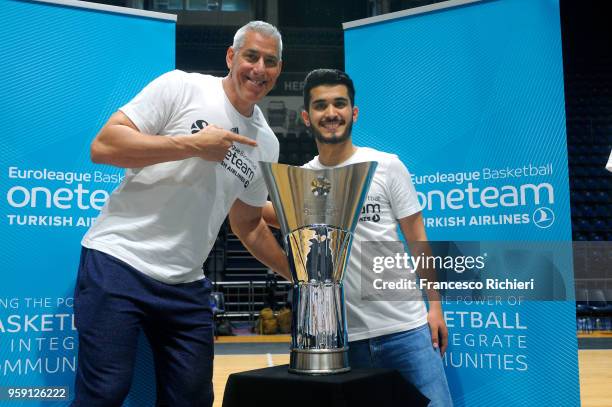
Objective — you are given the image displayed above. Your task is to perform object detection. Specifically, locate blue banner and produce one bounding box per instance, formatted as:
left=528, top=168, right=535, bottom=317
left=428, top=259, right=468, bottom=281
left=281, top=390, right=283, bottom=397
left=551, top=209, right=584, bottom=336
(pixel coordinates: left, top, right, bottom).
left=345, top=0, right=579, bottom=405
left=0, top=0, right=174, bottom=404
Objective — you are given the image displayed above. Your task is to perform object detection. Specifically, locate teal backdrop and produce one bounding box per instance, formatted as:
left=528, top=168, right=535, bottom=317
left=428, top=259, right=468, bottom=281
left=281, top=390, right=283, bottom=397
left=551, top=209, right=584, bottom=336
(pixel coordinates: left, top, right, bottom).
left=0, top=0, right=175, bottom=404
left=345, top=0, right=579, bottom=405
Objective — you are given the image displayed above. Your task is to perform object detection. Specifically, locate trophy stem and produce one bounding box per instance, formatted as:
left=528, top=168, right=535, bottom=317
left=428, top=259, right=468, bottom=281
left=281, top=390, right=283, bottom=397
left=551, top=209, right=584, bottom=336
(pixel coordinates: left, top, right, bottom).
left=289, top=281, right=350, bottom=374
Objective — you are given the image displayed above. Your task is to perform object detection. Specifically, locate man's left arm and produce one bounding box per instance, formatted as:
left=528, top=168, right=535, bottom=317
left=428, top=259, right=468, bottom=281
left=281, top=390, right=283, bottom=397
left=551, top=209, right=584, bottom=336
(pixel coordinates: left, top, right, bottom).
left=398, top=212, right=448, bottom=356
left=229, top=199, right=291, bottom=281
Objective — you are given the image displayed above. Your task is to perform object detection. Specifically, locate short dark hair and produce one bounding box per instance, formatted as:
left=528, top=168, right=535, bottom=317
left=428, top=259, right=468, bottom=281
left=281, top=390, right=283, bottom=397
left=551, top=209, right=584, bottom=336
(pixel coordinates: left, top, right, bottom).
left=303, top=69, right=355, bottom=110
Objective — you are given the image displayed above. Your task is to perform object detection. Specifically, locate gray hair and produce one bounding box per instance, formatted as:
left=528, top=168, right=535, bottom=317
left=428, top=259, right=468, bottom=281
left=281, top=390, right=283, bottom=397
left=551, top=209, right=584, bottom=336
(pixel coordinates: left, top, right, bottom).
left=232, top=21, right=283, bottom=60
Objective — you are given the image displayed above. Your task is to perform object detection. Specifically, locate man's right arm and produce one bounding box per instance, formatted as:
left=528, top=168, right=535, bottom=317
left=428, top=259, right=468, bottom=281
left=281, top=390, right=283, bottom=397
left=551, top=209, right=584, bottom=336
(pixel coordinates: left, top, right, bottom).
left=91, top=111, right=257, bottom=168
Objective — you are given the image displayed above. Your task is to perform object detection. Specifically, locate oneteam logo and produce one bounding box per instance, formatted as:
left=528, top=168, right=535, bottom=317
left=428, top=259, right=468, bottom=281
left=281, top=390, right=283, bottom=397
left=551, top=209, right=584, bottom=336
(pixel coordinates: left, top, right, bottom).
left=190, top=119, right=209, bottom=134
left=533, top=207, right=555, bottom=229
left=360, top=201, right=381, bottom=223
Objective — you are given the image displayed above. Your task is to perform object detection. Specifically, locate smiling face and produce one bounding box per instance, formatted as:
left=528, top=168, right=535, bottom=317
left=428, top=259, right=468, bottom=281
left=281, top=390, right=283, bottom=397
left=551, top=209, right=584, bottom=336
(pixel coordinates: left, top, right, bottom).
left=302, top=84, right=358, bottom=145
left=224, top=31, right=282, bottom=116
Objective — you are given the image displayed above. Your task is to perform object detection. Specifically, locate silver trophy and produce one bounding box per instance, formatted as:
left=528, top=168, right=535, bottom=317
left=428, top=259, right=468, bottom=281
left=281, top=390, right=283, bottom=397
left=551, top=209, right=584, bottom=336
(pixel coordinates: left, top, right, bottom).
left=260, top=161, right=377, bottom=374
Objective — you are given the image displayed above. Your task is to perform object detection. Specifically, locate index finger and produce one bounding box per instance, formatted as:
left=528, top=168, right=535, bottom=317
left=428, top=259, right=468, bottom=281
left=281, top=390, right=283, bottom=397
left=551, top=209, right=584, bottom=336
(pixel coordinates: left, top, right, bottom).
left=226, top=132, right=258, bottom=147
left=430, top=327, right=439, bottom=349
left=439, top=326, right=449, bottom=356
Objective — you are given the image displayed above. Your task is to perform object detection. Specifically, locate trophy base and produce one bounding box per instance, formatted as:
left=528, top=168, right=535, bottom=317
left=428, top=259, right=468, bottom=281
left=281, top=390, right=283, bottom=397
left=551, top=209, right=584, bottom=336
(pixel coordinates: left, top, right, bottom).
left=288, top=347, right=351, bottom=375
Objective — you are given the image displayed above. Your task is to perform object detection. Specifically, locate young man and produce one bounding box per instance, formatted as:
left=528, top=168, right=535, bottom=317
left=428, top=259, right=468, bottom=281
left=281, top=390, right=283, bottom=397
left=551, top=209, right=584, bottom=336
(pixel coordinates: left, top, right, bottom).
left=264, top=69, right=452, bottom=406
left=73, top=21, right=290, bottom=407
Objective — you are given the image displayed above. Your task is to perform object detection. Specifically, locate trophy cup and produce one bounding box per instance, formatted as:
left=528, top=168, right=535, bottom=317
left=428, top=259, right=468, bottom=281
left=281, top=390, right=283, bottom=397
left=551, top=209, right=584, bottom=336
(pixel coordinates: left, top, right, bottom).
left=260, top=161, right=377, bottom=375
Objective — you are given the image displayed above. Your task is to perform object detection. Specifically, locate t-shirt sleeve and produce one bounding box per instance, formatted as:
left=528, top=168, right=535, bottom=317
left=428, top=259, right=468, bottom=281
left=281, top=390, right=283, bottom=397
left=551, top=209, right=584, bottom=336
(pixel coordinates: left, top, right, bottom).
left=119, top=70, right=184, bottom=135
left=301, top=160, right=316, bottom=169
left=237, top=136, right=280, bottom=207
left=606, top=149, right=612, bottom=172
left=387, top=157, right=422, bottom=219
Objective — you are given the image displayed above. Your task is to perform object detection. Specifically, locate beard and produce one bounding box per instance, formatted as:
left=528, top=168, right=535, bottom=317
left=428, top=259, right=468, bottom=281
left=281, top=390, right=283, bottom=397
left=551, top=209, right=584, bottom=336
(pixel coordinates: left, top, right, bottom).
left=310, top=119, right=353, bottom=145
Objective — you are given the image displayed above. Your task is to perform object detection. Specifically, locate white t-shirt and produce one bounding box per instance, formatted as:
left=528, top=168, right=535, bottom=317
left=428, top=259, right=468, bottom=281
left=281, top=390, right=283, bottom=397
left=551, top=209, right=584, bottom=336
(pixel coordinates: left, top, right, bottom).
left=82, top=70, right=279, bottom=284
left=303, top=147, right=427, bottom=341
left=606, top=149, right=612, bottom=172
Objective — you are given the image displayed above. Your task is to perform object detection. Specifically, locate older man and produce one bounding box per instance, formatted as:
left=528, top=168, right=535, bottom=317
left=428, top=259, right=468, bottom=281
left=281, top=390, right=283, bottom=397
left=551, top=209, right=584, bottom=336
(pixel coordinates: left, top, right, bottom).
left=73, top=21, right=289, bottom=407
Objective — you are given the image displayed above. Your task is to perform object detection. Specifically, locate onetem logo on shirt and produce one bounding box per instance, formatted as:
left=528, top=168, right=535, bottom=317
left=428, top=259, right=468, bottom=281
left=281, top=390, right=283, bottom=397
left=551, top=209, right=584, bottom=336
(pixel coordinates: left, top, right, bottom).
left=221, top=145, right=256, bottom=188
left=360, top=195, right=381, bottom=223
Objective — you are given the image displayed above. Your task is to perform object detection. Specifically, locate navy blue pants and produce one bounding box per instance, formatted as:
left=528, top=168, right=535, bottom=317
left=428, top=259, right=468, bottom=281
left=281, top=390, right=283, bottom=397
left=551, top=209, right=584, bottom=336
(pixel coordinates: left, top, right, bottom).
left=72, top=247, right=214, bottom=407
